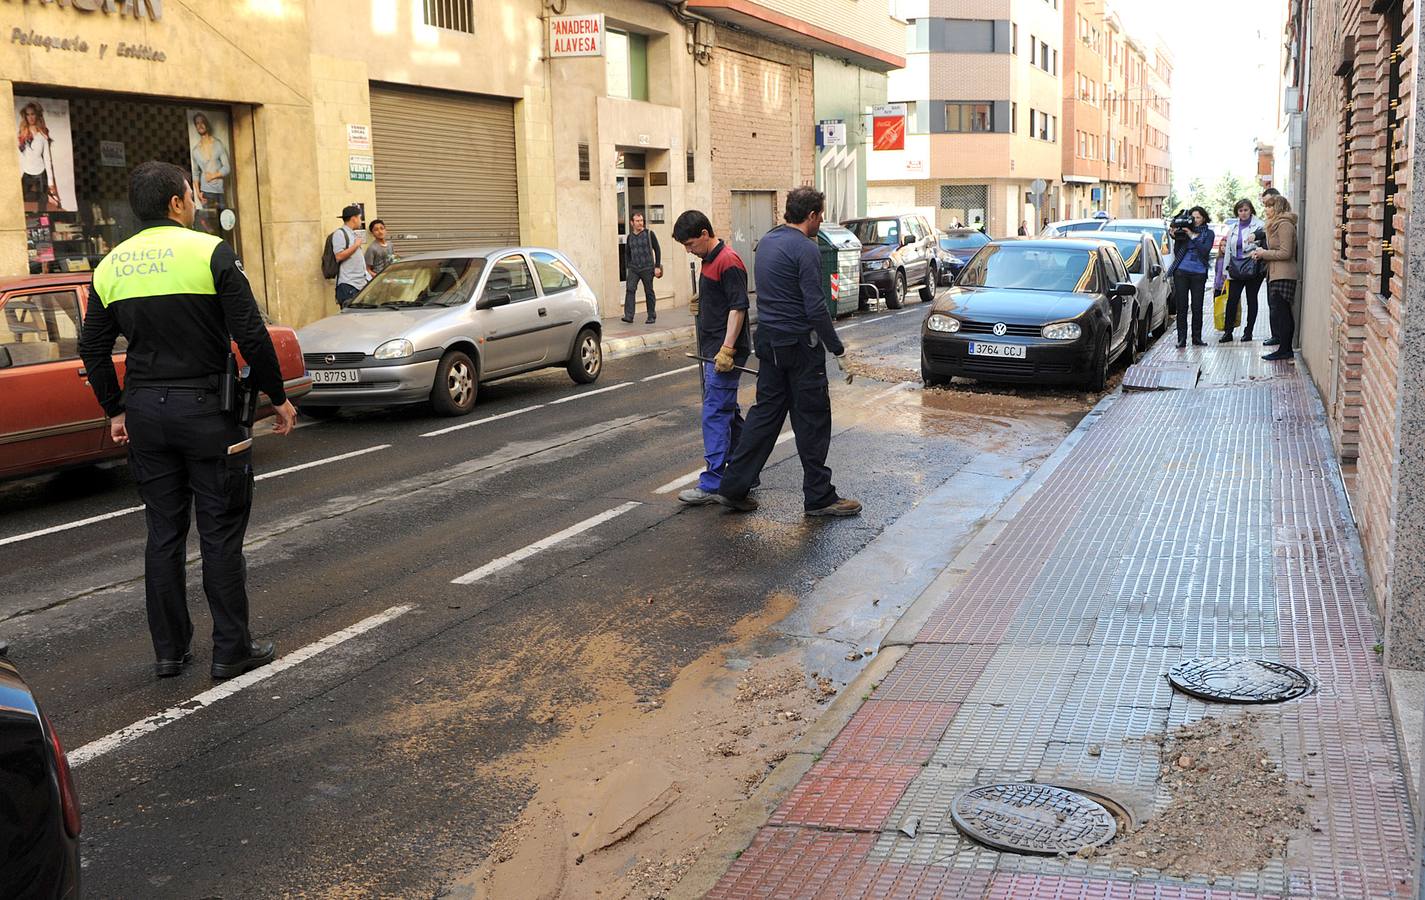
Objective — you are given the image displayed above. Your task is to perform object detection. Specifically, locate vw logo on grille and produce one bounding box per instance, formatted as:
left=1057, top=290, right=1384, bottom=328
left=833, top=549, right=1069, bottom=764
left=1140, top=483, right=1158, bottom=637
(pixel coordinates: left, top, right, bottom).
left=324, top=354, right=336, bottom=365
left=992, top=322, right=1008, bottom=336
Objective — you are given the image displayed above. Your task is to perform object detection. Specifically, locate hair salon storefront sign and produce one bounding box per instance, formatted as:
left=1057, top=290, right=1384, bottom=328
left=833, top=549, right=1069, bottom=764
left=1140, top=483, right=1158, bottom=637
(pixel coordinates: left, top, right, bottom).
left=3, top=0, right=163, bottom=22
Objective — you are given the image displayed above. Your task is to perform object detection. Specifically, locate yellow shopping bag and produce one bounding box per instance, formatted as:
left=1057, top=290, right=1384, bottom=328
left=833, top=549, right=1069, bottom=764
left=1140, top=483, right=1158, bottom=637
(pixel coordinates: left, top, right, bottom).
left=1213, top=277, right=1240, bottom=332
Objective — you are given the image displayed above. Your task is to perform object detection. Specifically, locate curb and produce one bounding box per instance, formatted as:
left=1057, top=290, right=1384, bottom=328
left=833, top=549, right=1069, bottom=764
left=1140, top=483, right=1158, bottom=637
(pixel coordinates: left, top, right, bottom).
left=674, top=386, right=1123, bottom=899
left=602, top=326, right=694, bottom=362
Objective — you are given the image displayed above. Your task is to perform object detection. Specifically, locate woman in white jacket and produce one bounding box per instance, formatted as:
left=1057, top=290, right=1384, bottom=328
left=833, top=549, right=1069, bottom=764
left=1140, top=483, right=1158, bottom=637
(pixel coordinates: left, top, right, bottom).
left=16, top=102, right=60, bottom=213
left=1214, top=199, right=1266, bottom=342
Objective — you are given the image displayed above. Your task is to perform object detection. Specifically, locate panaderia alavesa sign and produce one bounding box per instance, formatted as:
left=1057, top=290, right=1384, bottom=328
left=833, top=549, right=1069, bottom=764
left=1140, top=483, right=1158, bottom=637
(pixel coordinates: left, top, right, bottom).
left=3, top=0, right=162, bottom=22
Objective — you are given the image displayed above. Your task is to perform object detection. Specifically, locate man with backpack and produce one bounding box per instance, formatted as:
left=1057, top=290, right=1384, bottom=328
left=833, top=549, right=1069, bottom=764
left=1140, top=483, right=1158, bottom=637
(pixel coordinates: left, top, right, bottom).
left=323, top=204, right=369, bottom=307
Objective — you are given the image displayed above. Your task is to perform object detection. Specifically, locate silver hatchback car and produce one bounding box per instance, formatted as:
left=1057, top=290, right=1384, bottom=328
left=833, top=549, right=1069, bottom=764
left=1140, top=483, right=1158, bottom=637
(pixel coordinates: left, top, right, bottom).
left=297, top=247, right=603, bottom=416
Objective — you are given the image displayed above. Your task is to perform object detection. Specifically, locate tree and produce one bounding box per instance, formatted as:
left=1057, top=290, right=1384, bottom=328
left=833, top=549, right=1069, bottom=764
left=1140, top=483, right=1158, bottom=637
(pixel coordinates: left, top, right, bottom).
left=1186, top=178, right=1209, bottom=214
left=1210, top=172, right=1253, bottom=222
left=1163, top=185, right=1182, bottom=214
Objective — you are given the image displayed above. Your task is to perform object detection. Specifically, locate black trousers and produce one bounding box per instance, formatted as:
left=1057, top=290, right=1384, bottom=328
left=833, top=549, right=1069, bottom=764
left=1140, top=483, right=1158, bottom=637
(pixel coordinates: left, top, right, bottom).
left=1267, top=279, right=1298, bottom=348
left=1223, top=273, right=1265, bottom=336
left=21, top=172, right=49, bottom=212
left=1173, top=272, right=1207, bottom=343
left=624, top=269, right=656, bottom=320
left=719, top=331, right=839, bottom=510
left=125, top=387, right=256, bottom=664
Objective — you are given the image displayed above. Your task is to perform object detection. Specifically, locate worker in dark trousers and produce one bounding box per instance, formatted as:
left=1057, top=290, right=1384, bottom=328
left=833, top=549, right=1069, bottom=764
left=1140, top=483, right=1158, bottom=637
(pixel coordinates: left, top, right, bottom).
left=715, top=187, right=861, bottom=517
left=79, top=161, right=297, bottom=680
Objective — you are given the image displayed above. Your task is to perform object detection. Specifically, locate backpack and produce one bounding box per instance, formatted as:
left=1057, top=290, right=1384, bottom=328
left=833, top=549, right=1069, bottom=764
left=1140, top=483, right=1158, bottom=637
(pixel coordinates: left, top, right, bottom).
left=321, top=228, right=349, bottom=279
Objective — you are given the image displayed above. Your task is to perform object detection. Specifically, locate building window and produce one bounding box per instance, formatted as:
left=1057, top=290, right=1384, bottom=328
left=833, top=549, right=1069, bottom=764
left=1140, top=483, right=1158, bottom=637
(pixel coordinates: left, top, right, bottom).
left=686, top=150, right=696, bottom=184
left=578, top=143, right=590, bottom=181
left=944, top=102, right=994, bottom=132
left=423, top=0, right=474, bottom=34
left=606, top=30, right=649, bottom=101
left=1012, top=23, right=1018, bottom=54
left=1381, top=0, right=1404, bottom=298
left=1012, top=102, right=1017, bottom=133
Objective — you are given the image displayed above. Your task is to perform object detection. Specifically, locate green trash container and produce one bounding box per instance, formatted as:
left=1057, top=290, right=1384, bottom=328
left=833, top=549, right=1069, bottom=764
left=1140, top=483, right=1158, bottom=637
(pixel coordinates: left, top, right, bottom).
left=817, top=225, right=862, bottom=319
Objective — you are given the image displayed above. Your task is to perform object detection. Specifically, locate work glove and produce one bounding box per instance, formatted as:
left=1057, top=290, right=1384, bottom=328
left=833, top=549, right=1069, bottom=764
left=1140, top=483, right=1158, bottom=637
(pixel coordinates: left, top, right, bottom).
left=689, top=294, right=700, bottom=316
left=714, top=346, right=736, bottom=373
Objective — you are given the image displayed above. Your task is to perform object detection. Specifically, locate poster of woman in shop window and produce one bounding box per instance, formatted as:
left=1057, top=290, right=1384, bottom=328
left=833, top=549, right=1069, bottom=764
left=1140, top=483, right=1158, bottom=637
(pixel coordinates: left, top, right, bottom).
left=14, top=97, right=78, bottom=214
left=187, top=108, right=233, bottom=234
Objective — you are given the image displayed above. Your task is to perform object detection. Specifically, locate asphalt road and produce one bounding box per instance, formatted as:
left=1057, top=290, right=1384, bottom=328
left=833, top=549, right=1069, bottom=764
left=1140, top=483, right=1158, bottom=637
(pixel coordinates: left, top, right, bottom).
left=0, top=298, right=1083, bottom=897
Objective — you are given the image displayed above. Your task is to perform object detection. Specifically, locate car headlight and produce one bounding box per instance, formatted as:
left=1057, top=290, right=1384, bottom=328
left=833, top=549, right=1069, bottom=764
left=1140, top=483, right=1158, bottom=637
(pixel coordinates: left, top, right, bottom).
left=862, top=259, right=890, bottom=271
left=373, top=338, right=414, bottom=360
left=926, top=314, right=961, bottom=333
left=1041, top=322, right=1082, bottom=340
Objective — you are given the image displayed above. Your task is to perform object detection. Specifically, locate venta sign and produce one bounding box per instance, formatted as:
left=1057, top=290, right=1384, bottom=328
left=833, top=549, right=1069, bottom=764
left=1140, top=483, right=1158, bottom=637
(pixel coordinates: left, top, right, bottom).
left=549, top=13, right=603, bottom=58
left=3, top=0, right=163, bottom=22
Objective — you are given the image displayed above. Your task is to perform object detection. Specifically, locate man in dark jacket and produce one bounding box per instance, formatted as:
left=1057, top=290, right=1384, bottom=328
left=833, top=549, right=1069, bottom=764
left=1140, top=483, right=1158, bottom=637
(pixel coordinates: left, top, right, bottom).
left=79, top=161, right=296, bottom=680
left=622, top=211, right=662, bottom=324
left=714, top=187, right=861, bottom=517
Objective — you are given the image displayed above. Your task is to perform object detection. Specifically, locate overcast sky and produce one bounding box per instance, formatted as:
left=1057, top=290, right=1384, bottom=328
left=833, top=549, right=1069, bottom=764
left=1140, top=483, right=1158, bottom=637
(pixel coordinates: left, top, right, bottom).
left=1113, top=0, right=1287, bottom=193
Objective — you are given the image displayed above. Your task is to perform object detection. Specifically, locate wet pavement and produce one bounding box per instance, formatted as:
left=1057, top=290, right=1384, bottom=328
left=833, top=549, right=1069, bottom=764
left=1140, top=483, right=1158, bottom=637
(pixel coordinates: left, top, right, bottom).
left=705, top=338, right=1416, bottom=898
left=0, top=298, right=1098, bottom=896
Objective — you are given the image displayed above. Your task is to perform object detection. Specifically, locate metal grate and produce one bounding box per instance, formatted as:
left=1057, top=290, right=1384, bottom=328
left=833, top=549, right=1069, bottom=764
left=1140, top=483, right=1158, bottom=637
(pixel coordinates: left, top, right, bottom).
left=957, top=320, right=1041, bottom=336
left=423, top=0, right=473, bottom=33
left=304, top=352, right=365, bottom=366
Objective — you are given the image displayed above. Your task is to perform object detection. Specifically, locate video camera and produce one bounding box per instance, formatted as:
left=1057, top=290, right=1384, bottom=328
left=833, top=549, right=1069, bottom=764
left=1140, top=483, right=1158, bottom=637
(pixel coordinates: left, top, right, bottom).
left=1168, top=209, right=1194, bottom=232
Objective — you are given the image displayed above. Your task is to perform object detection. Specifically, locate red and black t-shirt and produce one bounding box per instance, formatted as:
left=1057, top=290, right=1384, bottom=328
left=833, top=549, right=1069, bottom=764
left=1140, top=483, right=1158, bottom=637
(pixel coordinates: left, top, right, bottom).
left=697, top=241, right=751, bottom=364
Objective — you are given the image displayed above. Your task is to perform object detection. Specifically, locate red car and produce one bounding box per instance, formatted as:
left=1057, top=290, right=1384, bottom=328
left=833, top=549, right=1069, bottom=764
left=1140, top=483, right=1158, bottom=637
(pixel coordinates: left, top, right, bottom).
left=0, top=274, right=312, bottom=482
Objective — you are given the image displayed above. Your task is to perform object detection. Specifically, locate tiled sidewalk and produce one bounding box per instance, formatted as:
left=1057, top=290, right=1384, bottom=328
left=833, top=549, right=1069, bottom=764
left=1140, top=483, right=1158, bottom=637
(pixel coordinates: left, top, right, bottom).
left=707, top=340, right=1416, bottom=899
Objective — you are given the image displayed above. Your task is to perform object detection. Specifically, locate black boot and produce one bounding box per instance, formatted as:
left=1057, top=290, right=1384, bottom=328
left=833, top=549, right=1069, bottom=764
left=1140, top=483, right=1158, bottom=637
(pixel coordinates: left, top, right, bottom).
left=1219, top=333, right=1234, bottom=343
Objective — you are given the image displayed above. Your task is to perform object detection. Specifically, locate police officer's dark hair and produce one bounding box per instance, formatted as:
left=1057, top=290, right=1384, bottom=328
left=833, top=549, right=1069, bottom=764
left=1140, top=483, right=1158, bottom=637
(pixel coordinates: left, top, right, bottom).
left=672, top=210, right=714, bottom=243
left=784, top=186, right=825, bottom=225
left=1261, top=187, right=1281, bottom=199
left=130, top=161, right=190, bottom=221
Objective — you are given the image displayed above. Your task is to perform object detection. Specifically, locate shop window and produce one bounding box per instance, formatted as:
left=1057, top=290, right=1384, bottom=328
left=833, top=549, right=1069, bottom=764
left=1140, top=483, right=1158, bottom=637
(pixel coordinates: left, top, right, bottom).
left=423, top=0, right=474, bottom=34
left=0, top=290, right=82, bottom=366
left=606, top=31, right=649, bottom=102
left=15, top=94, right=240, bottom=275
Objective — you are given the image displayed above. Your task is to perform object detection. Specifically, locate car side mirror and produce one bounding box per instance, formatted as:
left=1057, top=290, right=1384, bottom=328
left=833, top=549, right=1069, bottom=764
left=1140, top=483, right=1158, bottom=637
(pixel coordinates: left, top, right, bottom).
left=0, top=346, right=10, bottom=369
left=1149, top=264, right=1163, bottom=279
left=1111, top=281, right=1137, bottom=298
left=901, top=234, right=915, bottom=247
left=480, top=293, right=512, bottom=309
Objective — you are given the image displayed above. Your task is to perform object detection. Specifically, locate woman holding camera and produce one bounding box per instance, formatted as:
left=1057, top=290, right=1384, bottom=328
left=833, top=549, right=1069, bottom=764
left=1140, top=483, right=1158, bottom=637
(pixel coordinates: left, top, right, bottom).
left=1214, top=200, right=1266, bottom=342
left=1169, top=206, right=1215, bottom=348
left=1250, top=193, right=1298, bottom=361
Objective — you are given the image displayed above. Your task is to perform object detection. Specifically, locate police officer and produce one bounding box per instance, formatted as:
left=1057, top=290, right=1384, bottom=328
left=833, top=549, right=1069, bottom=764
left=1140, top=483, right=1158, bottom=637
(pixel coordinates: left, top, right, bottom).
left=714, top=187, right=861, bottom=517
left=79, top=161, right=297, bottom=680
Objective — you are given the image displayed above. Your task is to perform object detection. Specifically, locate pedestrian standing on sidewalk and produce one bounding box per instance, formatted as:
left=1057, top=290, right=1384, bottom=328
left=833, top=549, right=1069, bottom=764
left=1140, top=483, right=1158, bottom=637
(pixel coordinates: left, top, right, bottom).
left=331, top=204, right=369, bottom=308
left=1167, top=206, right=1214, bottom=348
left=1215, top=200, right=1266, bottom=342
left=714, top=187, right=861, bottom=518
left=671, top=209, right=750, bottom=506
left=363, top=219, right=395, bottom=277
left=78, top=161, right=294, bottom=680
left=1251, top=193, right=1299, bottom=361
left=622, top=212, right=663, bottom=324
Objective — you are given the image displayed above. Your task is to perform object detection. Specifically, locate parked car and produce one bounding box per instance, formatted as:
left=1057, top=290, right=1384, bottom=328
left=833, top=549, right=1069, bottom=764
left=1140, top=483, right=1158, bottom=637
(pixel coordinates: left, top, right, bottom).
left=296, top=247, right=603, bottom=417
left=935, top=228, right=991, bottom=283
left=1098, top=217, right=1169, bottom=255
left=1038, top=218, right=1107, bottom=239
left=0, top=274, right=312, bottom=482
left=841, top=214, right=938, bottom=309
left=921, top=238, right=1138, bottom=391
left=1064, top=232, right=1171, bottom=343
left=0, top=656, right=81, bottom=899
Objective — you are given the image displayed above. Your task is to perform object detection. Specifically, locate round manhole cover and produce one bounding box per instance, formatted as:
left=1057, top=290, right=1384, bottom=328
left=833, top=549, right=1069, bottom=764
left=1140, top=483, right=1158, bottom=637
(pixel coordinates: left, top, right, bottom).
left=1166, top=657, right=1314, bottom=704
left=950, top=783, right=1117, bottom=855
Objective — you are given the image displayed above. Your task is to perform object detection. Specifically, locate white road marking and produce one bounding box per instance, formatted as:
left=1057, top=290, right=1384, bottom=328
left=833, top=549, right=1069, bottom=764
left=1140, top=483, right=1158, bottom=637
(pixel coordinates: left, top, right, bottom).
left=0, top=445, right=391, bottom=548
left=652, top=431, right=796, bottom=495
left=838, top=322, right=860, bottom=330
left=0, top=505, right=146, bottom=549
left=255, top=444, right=389, bottom=481
left=896, top=309, right=917, bottom=315
left=865, top=315, right=892, bottom=323
left=452, top=501, right=642, bottom=584
left=642, top=364, right=698, bottom=382
left=421, top=405, right=543, bottom=438
left=546, top=382, right=631, bottom=405
left=68, top=604, right=413, bottom=767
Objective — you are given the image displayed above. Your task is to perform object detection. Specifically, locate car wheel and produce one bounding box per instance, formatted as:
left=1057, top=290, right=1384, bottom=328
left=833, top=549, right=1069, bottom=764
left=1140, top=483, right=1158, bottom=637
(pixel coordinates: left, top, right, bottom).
left=1084, top=335, right=1109, bottom=391
left=918, top=269, right=935, bottom=303
left=1150, top=304, right=1165, bottom=338
left=431, top=349, right=478, bottom=416
left=921, top=359, right=951, bottom=388
left=300, top=405, right=340, bottom=419
left=567, top=327, right=602, bottom=384
left=1137, top=310, right=1151, bottom=354
left=1123, top=309, right=1140, bottom=365
left=887, top=271, right=906, bottom=310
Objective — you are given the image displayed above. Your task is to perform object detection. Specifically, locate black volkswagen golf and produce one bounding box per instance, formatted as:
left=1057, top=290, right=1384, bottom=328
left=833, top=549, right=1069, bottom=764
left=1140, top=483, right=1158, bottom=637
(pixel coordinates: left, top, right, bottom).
left=921, top=239, right=1138, bottom=390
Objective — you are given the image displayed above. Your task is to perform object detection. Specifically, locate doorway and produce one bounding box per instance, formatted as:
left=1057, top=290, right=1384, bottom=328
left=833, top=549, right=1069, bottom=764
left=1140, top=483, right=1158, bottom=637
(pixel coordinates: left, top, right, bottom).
left=615, top=150, right=648, bottom=284
left=730, top=191, right=776, bottom=293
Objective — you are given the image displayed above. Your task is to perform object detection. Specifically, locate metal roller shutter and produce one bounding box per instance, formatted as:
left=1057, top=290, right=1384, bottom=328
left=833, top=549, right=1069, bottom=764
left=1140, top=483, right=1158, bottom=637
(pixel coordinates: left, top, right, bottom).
left=369, top=83, right=520, bottom=253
